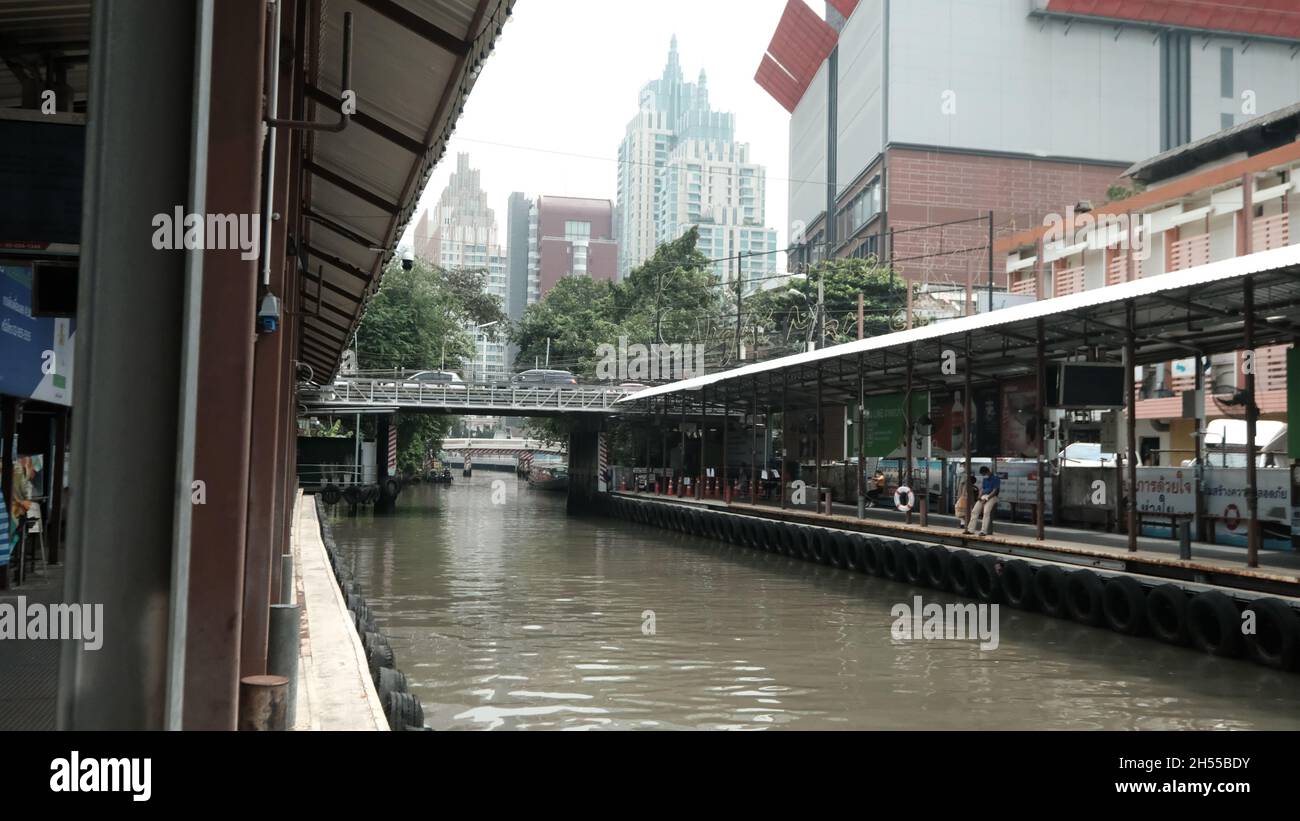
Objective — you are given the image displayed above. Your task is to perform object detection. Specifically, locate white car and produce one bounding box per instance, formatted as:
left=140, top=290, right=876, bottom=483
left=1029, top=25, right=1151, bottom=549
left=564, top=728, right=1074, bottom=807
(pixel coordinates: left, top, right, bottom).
left=404, top=370, right=466, bottom=390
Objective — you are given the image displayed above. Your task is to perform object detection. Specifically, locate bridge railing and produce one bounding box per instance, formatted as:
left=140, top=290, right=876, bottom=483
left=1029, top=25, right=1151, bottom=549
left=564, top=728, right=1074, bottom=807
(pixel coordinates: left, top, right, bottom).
left=302, top=377, right=635, bottom=412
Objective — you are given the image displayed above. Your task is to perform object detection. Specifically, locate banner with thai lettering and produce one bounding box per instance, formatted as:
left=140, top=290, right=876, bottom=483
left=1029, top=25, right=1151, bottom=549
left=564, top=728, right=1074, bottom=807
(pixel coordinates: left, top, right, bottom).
left=1202, top=467, right=1290, bottom=523
left=1130, top=467, right=1197, bottom=516
left=0, top=264, right=75, bottom=405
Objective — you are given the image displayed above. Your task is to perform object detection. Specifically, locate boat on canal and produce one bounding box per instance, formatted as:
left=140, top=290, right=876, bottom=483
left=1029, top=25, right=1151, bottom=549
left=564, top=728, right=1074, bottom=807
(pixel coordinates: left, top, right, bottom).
left=527, top=464, right=569, bottom=491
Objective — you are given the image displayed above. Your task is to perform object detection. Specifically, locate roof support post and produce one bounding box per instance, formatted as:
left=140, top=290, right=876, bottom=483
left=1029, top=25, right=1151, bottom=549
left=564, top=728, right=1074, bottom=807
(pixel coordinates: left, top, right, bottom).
left=856, top=352, right=865, bottom=518
left=963, top=333, right=973, bottom=530
left=1036, top=319, right=1046, bottom=540
left=815, top=362, right=823, bottom=510
left=1244, top=277, right=1259, bottom=567
left=781, top=371, right=788, bottom=510
left=1125, top=300, right=1138, bottom=552
left=905, top=343, right=914, bottom=526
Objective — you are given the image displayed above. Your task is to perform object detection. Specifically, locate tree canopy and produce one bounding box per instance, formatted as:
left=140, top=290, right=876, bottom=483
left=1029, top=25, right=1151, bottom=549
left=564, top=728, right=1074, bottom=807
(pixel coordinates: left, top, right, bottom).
left=351, top=257, right=507, bottom=472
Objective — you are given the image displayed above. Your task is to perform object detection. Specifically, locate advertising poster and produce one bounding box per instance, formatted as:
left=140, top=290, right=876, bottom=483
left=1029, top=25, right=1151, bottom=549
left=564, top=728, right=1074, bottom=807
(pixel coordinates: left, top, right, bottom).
left=1000, top=376, right=1039, bottom=458
left=857, top=392, right=929, bottom=457
left=931, top=391, right=965, bottom=455
left=973, top=387, right=1000, bottom=457
left=0, top=264, right=75, bottom=405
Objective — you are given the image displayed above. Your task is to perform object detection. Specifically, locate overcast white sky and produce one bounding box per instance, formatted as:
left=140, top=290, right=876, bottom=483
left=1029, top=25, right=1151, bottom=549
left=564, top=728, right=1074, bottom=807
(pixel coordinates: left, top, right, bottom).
left=401, top=0, right=811, bottom=268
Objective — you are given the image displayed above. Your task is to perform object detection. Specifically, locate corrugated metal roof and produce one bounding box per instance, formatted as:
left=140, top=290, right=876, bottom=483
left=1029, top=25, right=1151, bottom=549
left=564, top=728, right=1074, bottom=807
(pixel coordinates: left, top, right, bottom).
left=620, top=244, right=1300, bottom=408
left=298, top=0, right=515, bottom=380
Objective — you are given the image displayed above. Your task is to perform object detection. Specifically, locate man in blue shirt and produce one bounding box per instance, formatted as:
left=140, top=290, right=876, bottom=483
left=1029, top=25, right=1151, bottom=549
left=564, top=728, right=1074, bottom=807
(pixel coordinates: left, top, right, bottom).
left=963, top=466, right=1001, bottom=536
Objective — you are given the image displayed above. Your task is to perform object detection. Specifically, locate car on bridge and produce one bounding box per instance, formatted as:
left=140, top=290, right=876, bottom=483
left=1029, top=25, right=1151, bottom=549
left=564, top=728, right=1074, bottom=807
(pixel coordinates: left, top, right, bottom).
left=494, top=369, right=578, bottom=388
left=405, top=370, right=466, bottom=390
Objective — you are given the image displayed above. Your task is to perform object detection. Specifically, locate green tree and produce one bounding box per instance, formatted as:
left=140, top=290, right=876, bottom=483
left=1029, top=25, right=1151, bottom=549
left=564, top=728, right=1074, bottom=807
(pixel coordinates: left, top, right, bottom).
left=743, top=256, right=911, bottom=355
left=353, top=257, right=506, bottom=472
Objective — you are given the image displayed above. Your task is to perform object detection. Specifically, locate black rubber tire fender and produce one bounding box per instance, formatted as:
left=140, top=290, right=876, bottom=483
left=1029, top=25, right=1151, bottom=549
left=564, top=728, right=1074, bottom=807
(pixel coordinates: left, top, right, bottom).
left=922, top=547, right=951, bottom=591
left=829, top=533, right=853, bottom=569
left=1241, top=597, right=1300, bottom=671
left=762, top=521, right=784, bottom=553
left=999, top=559, right=1036, bottom=610
left=778, top=524, right=799, bottom=556
left=903, top=544, right=927, bottom=586
left=844, top=534, right=866, bottom=572
left=387, top=692, right=424, bottom=731
left=1065, top=570, right=1106, bottom=626
left=1146, top=584, right=1189, bottom=645
left=343, top=485, right=361, bottom=505
left=1187, top=590, right=1244, bottom=658
left=948, top=550, right=977, bottom=598
left=796, top=526, right=817, bottom=560
left=1034, top=565, right=1069, bottom=619
left=384, top=477, right=400, bottom=498
left=883, top=541, right=908, bottom=581
left=861, top=538, right=885, bottom=576
left=972, top=555, right=1002, bottom=603
left=812, top=530, right=833, bottom=564
left=1102, top=575, right=1147, bottom=636
left=322, top=484, right=341, bottom=505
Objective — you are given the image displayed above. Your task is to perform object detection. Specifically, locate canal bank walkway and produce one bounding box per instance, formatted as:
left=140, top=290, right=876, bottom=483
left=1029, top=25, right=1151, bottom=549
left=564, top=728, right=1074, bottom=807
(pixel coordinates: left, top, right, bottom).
left=290, top=491, right=387, bottom=731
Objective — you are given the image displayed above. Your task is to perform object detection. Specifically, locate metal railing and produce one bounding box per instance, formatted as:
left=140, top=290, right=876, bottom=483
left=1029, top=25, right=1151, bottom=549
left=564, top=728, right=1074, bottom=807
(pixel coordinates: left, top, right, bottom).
left=301, top=377, right=636, bottom=414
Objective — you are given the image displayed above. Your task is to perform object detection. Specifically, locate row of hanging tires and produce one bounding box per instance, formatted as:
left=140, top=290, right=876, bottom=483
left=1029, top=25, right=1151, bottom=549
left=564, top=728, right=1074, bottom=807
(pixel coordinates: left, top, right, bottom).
left=320, top=479, right=402, bottom=507
left=316, top=497, right=429, bottom=730
left=604, top=497, right=1300, bottom=673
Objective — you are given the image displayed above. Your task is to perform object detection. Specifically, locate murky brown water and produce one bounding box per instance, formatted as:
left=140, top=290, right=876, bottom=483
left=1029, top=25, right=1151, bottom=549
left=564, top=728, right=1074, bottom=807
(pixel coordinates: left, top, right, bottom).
left=327, top=476, right=1300, bottom=730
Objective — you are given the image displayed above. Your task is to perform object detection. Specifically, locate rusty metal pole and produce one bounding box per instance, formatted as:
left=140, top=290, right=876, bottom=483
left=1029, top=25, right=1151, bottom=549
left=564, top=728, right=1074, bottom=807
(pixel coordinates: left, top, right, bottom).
left=1244, top=277, right=1259, bottom=567
left=1125, top=301, right=1138, bottom=552
left=1036, top=319, right=1046, bottom=540
left=185, top=0, right=266, bottom=729
left=238, top=675, right=289, bottom=731
left=47, top=408, right=67, bottom=564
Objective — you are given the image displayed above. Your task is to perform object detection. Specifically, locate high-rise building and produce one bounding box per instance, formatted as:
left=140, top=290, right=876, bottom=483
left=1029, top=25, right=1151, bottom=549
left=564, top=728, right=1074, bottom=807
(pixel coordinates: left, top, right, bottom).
left=412, top=153, right=507, bottom=385
left=505, top=192, right=532, bottom=322
left=759, top=0, right=1300, bottom=285
left=617, top=36, right=778, bottom=290
left=529, top=195, right=617, bottom=299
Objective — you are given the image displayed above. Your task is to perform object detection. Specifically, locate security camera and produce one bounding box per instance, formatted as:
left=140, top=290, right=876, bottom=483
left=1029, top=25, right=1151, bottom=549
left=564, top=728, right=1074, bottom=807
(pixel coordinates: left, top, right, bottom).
left=402, top=249, right=414, bottom=271
left=257, top=292, right=281, bottom=334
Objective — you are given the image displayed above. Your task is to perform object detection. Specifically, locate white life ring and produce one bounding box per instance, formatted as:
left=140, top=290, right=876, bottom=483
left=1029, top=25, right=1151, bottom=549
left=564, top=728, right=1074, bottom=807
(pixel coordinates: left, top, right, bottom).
left=894, top=485, right=915, bottom=513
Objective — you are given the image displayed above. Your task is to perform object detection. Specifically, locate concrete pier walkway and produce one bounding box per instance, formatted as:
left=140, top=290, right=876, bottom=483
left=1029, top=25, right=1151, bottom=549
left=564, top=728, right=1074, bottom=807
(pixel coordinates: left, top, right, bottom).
left=290, top=492, right=387, bottom=731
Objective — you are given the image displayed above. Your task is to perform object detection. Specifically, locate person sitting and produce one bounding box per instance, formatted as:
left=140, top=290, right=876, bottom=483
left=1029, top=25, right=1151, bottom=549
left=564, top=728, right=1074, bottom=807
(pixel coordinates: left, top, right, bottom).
left=866, top=469, right=886, bottom=507
left=964, top=466, right=1001, bottom=536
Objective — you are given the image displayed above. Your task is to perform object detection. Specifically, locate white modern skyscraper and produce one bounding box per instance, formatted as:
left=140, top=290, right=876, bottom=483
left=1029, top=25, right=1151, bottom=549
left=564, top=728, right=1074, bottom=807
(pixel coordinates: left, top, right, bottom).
left=617, top=36, right=778, bottom=291
left=412, top=153, right=508, bottom=385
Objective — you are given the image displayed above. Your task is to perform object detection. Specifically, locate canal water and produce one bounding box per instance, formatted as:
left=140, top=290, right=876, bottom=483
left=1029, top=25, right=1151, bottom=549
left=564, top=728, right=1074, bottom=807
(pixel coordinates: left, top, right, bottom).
left=326, top=475, right=1300, bottom=731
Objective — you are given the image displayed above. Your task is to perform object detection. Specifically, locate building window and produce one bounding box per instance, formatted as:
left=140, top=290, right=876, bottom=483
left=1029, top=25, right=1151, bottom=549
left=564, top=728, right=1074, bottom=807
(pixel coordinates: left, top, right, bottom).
left=565, top=221, right=591, bottom=242
left=1220, top=47, right=1233, bottom=99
